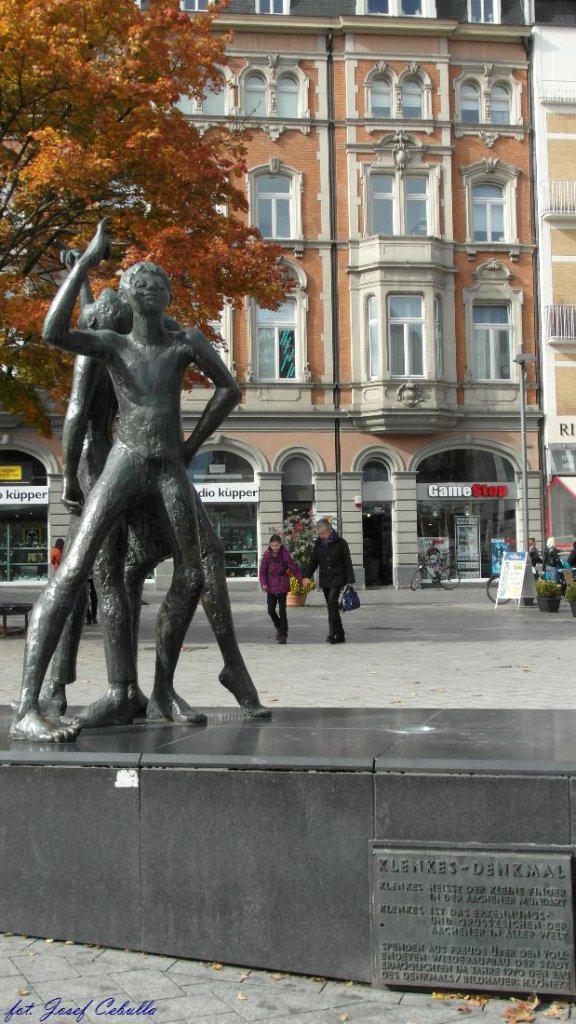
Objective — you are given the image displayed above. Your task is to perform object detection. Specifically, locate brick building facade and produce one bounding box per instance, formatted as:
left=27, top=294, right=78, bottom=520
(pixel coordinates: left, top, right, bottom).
left=0, top=0, right=539, bottom=587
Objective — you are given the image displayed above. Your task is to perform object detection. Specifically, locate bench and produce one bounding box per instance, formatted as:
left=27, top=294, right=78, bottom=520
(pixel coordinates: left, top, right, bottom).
left=0, top=603, right=33, bottom=636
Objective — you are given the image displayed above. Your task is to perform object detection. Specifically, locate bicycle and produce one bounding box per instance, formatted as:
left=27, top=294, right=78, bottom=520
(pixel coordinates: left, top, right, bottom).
left=410, top=557, right=461, bottom=591
left=486, top=573, right=508, bottom=604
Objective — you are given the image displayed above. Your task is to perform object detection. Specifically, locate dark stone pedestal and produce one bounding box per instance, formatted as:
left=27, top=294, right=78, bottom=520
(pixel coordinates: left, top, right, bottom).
left=1, top=707, right=576, bottom=991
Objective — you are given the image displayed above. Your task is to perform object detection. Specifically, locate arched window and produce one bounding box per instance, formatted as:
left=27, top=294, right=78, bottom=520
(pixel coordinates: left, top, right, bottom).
left=281, top=455, right=314, bottom=512
left=202, top=81, right=226, bottom=117
left=276, top=74, right=299, bottom=118
left=472, top=183, right=505, bottom=242
left=460, top=81, right=481, bottom=123
left=255, top=174, right=293, bottom=238
left=368, top=76, right=391, bottom=118
left=256, top=299, right=296, bottom=380
left=490, top=83, right=511, bottom=125
left=367, top=295, right=380, bottom=379
left=401, top=78, right=422, bottom=118
left=472, top=304, right=511, bottom=380
left=244, top=73, right=267, bottom=116
left=362, top=459, right=389, bottom=483
left=416, top=449, right=515, bottom=482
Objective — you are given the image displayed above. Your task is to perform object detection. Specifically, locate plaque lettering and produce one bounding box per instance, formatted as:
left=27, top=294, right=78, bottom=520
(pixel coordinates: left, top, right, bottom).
left=371, top=849, right=575, bottom=995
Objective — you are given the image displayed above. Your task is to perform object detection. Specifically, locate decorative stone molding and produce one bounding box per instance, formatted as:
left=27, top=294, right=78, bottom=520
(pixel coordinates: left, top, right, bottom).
left=397, top=380, right=425, bottom=407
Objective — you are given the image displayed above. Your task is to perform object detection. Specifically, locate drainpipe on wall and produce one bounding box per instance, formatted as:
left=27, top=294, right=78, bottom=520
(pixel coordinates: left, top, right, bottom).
left=524, top=29, right=547, bottom=542
left=326, top=30, right=343, bottom=528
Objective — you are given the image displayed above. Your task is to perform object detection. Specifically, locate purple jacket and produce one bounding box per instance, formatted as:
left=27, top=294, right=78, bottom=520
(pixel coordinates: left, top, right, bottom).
left=259, top=545, right=303, bottom=595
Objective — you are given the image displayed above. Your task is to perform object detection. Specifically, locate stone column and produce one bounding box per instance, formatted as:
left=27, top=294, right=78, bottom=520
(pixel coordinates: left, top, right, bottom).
left=258, top=473, right=283, bottom=557
left=392, top=471, right=418, bottom=588
left=313, top=472, right=338, bottom=521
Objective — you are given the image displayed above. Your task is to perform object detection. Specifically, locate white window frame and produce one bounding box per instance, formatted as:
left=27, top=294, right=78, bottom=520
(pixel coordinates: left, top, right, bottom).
left=243, top=71, right=268, bottom=118
left=256, top=0, right=290, bottom=11
left=434, top=295, right=444, bottom=380
left=366, top=295, right=380, bottom=380
left=181, top=0, right=209, bottom=9
left=356, top=0, right=436, bottom=15
left=461, top=160, right=520, bottom=245
left=467, top=0, right=501, bottom=23
left=387, top=294, right=426, bottom=378
left=454, top=71, right=522, bottom=130
left=463, top=260, right=524, bottom=386
left=471, top=183, right=506, bottom=243
left=367, top=169, right=438, bottom=238
left=471, top=304, right=511, bottom=382
left=460, top=80, right=482, bottom=124
left=252, top=263, right=308, bottom=383
left=276, top=72, right=300, bottom=118
left=256, top=301, right=297, bottom=381
left=250, top=164, right=303, bottom=240
left=367, top=75, right=393, bottom=119
left=489, top=81, right=511, bottom=125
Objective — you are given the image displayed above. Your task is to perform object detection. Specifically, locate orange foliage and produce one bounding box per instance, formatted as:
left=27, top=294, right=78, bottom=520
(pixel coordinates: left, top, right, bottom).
left=0, top=0, right=286, bottom=431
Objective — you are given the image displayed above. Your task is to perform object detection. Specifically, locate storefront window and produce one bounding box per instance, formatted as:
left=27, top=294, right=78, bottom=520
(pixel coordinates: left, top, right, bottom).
left=416, top=449, right=516, bottom=577
left=0, top=452, right=48, bottom=582
left=282, top=455, right=314, bottom=518
left=188, top=449, right=258, bottom=578
left=362, top=459, right=393, bottom=586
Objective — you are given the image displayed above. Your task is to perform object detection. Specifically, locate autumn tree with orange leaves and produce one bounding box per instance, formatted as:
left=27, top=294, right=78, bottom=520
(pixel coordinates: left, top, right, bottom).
left=0, top=0, right=285, bottom=431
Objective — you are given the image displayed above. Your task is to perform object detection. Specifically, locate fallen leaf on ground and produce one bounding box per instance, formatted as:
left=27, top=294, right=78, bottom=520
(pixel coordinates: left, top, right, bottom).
left=237, top=992, right=247, bottom=1001
left=503, top=995, right=540, bottom=1024
left=432, top=993, right=488, bottom=1006
left=543, top=1005, right=568, bottom=1020
left=340, top=1014, right=351, bottom=1022
left=271, top=973, right=285, bottom=980
left=45, top=938, right=54, bottom=943
left=64, top=940, right=75, bottom=945
left=17, top=991, right=31, bottom=997
left=25, top=950, right=38, bottom=957
left=211, top=962, right=224, bottom=971
left=345, top=981, right=354, bottom=987
left=457, top=1007, right=473, bottom=1015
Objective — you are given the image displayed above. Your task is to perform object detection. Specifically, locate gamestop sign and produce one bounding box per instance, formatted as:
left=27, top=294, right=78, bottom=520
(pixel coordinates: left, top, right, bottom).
left=426, top=482, right=509, bottom=500
left=0, top=485, right=48, bottom=505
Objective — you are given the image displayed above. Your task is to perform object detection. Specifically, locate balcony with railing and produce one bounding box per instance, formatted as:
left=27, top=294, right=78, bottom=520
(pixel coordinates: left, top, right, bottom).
left=546, top=305, right=576, bottom=345
left=541, top=180, right=576, bottom=219
left=539, top=81, right=576, bottom=105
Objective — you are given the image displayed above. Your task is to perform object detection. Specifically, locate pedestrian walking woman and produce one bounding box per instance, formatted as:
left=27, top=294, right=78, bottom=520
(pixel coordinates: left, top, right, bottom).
left=544, top=536, right=564, bottom=583
left=302, top=519, right=355, bottom=645
left=259, top=534, right=303, bottom=644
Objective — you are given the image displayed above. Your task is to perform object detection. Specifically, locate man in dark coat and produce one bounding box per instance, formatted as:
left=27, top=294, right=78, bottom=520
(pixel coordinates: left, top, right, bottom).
left=303, top=519, right=355, bottom=644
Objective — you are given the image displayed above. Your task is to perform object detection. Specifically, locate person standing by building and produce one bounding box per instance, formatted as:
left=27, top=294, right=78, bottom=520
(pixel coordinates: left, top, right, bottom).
left=528, top=537, right=543, bottom=575
left=544, top=536, right=564, bottom=583
left=50, top=538, right=65, bottom=573
left=302, top=519, right=355, bottom=645
left=259, top=533, right=303, bottom=645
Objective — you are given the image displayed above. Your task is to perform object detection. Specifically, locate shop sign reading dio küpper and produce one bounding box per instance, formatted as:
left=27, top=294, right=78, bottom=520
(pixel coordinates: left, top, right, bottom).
left=193, top=482, right=259, bottom=503
left=0, top=485, right=48, bottom=505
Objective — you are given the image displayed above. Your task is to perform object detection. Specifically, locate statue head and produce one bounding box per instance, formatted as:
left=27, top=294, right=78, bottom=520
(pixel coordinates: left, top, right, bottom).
left=119, top=262, right=172, bottom=316
left=79, top=288, right=132, bottom=334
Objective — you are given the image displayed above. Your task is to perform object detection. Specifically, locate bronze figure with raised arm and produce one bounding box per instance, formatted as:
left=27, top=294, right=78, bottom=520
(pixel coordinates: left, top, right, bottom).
left=12, top=219, right=261, bottom=742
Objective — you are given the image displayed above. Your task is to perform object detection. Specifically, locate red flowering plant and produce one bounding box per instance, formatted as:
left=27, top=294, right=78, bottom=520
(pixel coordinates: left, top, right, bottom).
left=279, top=510, right=316, bottom=596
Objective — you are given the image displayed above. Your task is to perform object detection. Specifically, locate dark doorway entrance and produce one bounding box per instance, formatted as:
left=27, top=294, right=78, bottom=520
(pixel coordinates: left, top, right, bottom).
left=362, top=506, right=392, bottom=586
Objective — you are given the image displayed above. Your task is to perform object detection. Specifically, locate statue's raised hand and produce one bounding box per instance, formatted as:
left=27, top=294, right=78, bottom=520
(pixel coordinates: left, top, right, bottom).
left=83, top=218, right=112, bottom=269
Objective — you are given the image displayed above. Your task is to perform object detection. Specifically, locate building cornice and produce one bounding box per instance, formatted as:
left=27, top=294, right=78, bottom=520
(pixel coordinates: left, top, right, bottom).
left=216, top=14, right=531, bottom=42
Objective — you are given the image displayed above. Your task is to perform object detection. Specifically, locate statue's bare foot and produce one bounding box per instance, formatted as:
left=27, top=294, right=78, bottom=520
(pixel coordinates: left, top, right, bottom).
left=78, top=687, right=134, bottom=728
left=10, top=710, right=81, bottom=743
left=127, top=683, right=148, bottom=718
left=240, top=701, right=272, bottom=720
left=219, top=666, right=272, bottom=719
left=39, top=683, right=67, bottom=718
left=147, top=691, right=207, bottom=724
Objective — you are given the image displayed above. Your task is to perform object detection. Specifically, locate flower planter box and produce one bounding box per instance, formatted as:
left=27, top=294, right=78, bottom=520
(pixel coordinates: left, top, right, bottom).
left=287, top=593, right=307, bottom=608
left=537, top=596, right=561, bottom=613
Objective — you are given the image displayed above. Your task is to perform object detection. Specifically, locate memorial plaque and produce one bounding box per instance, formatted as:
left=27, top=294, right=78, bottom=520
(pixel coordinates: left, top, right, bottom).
left=371, top=847, right=575, bottom=995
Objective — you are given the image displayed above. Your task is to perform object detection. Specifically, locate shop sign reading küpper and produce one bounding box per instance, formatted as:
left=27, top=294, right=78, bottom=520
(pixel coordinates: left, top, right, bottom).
left=420, top=482, right=512, bottom=500
left=194, top=482, right=259, bottom=504
left=0, top=485, right=48, bottom=505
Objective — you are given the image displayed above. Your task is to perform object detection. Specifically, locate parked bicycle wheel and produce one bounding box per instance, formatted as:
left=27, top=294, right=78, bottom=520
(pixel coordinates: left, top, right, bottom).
left=438, top=563, right=461, bottom=590
left=486, top=574, right=510, bottom=605
left=410, top=568, right=423, bottom=591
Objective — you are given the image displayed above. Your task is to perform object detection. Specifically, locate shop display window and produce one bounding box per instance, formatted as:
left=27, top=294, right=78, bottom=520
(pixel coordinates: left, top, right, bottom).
left=0, top=517, right=48, bottom=582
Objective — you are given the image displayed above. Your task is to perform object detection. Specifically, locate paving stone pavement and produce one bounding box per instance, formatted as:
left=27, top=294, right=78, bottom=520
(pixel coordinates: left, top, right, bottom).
left=0, top=586, right=574, bottom=1022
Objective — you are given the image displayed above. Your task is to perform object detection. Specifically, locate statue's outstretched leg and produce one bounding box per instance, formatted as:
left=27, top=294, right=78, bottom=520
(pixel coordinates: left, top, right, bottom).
left=196, top=497, right=270, bottom=720
left=146, top=470, right=207, bottom=725
left=39, top=571, right=87, bottom=718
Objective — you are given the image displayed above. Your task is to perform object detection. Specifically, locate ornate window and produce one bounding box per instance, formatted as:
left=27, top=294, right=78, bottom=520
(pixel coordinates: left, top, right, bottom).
left=367, top=295, right=380, bottom=379
left=368, top=172, right=430, bottom=236
left=255, top=174, right=292, bottom=238
left=461, top=159, right=520, bottom=245
left=276, top=74, right=299, bottom=117
left=468, top=0, right=500, bottom=22
left=244, top=73, right=267, bottom=116
left=256, top=301, right=296, bottom=380
left=472, top=183, right=505, bottom=242
left=490, top=83, right=511, bottom=125
left=401, top=78, right=423, bottom=118
left=461, top=82, right=481, bottom=123
left=388, top=295, right=425, bottom=377
left=257, top=0, right=290, bottom=10
left=471, top=305, right=511, bottom=381
left=202, top=81, right=226, bottom=117
left=368, top=75, right=392, bottom=118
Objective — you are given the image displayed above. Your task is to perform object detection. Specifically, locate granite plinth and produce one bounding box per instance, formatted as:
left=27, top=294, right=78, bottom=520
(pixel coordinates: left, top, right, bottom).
left=1, top=706, right=576, bottom=990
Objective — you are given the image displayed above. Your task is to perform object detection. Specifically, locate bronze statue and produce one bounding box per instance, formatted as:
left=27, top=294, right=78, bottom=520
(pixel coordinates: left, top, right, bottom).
left=12, top=219, right=268, bottom=742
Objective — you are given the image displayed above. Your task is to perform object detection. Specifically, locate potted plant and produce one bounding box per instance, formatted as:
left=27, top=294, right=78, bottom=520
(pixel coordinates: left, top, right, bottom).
left=535, top=579, right=562, bottom=613
left=281, top=511, right=317, bottom=607
left=565, top=582, right=576, bottom=617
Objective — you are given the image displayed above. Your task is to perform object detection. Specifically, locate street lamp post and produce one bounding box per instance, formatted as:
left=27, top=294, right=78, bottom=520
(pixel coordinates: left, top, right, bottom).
left=513, top=351, right=537, bottom=552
